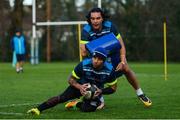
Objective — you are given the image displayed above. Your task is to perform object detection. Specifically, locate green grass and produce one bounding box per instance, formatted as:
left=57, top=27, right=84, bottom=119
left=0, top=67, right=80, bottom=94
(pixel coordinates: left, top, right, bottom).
left=0, top=62, right=180, bottom=119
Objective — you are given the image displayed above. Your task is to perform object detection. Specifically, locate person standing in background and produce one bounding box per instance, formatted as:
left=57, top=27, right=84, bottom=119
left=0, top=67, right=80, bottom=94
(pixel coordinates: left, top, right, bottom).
left=11, top=28, right=26, bottom=73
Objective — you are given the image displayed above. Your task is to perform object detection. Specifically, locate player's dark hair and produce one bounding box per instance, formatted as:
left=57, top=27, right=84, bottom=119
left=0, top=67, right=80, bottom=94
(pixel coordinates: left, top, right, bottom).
left=86, top=7, right=110, bottom=24
left=15, top=28, right=22, bottom=33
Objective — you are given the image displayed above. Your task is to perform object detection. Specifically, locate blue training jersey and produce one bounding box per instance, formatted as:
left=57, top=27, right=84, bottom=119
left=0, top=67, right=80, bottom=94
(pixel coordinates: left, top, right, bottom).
left=80, top=21, right=122, bottom=68
left=72, top=58, right=117, bottom=89
left=11, top=35, right=26, bottom=54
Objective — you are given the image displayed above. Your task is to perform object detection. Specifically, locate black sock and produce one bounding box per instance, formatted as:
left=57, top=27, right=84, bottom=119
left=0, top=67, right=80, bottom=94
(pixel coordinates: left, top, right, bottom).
left=37, top=96, right=60, bottom=112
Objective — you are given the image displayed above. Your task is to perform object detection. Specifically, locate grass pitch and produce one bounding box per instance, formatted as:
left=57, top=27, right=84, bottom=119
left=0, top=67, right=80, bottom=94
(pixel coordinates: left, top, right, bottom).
left=0, top=62, right=180, bottom=119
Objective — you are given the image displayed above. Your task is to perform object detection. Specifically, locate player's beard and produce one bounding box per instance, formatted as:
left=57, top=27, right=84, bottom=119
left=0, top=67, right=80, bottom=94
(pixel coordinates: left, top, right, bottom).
left=92, top=23, right=102, bottom=31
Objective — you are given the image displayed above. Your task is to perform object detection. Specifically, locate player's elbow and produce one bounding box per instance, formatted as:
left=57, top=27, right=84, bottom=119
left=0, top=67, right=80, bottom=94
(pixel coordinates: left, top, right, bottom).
left=111, top=86, right=117, bottom=93
left=68, top=75, right=75, bottom=85
left=111, top=84, right=117, bottom=93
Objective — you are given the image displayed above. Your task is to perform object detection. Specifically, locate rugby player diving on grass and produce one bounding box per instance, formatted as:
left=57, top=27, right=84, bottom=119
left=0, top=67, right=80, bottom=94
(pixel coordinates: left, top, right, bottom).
left=27, top=47, right=118, bottom=115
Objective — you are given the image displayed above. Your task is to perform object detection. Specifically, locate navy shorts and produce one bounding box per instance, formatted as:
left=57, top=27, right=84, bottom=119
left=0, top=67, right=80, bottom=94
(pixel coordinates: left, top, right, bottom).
left=16, top=54, right=25, bottom=62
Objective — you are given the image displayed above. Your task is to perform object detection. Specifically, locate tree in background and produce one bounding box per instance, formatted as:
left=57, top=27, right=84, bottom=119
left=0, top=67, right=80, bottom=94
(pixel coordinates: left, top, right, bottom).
left=9, top=0, right=24, bottom=37
left=2, top=0, right=24, bottom=62
left=0, top=0, right=11, bottom=61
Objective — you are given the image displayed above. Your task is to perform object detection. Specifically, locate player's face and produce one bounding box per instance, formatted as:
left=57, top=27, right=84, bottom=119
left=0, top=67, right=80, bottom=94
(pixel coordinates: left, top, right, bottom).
left=90, top=12, right=103, bottom=31
left=16, top=32, right=21, bottom=36
left=92, top=56, right=104, bottom=69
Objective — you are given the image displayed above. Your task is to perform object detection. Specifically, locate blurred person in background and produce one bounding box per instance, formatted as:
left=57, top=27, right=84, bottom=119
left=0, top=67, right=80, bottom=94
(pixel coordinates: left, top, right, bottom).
left=11, top=28, right=26, bottom=73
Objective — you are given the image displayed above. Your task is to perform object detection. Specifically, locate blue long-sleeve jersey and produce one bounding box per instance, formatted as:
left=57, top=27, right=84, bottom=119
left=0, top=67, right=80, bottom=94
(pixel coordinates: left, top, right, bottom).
left=71, top=58, right=117, bottom=89
left=11, top=35, right=26, bottom=54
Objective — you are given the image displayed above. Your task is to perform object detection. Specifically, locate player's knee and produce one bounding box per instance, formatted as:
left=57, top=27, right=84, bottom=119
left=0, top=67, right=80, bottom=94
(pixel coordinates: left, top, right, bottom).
left=77, top=102, right=97, bottom=112
left=122, top=64, right=130, bottom=73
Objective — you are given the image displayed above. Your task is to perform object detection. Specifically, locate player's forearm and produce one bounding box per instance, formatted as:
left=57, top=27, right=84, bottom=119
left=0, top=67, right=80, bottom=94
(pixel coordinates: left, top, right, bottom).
left=101, top=84, right=117, bottom=95
left=101, top=87, right=115, bottom=95
left=68, top=76, right=81, bottom=90
left=118, top=38, right=126, bottom=63
left=120, top=48, right=126, bottom=63
left=80, top=44, right=88, bottom=57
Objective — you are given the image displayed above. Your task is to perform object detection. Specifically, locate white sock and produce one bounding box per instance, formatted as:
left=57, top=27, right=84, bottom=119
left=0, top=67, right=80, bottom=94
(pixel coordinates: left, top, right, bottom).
left=16, top=68, right=20, bottom=72
left=100, top=96, right=104, bottom=103
left=136, top=88, right=144, bottom=96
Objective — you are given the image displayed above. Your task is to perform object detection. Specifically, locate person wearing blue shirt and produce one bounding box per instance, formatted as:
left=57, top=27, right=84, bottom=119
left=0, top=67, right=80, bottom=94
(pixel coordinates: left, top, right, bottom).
left=27, top=47, right=117, bottom=115
left=79, top=8, right=152, bottom=108
left=11, top=29, right=26, bottom=73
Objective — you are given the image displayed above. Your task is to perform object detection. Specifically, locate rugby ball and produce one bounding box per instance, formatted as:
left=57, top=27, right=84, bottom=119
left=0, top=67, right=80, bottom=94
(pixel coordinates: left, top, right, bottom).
left=84, top=83, right=97, bottom=99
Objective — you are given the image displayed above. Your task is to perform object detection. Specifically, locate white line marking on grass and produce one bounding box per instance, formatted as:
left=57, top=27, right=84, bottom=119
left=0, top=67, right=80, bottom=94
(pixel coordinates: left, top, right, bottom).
left=0, top=103, right=39, bottom=108
left=136, top=73, right=180, bottom=77
left=0, top=112, right=24, bottom=115
left=137, top=73, right=164, bottom=77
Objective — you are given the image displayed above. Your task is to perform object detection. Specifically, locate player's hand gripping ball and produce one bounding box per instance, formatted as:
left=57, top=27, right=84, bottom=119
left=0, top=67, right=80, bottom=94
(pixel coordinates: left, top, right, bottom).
left=83, top=83, right=97, bottom=100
